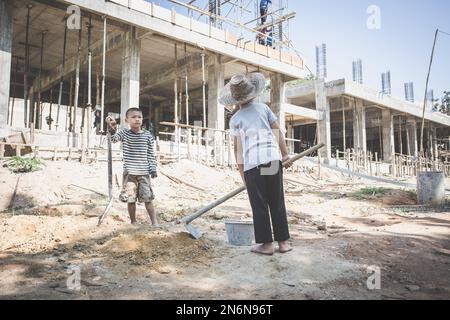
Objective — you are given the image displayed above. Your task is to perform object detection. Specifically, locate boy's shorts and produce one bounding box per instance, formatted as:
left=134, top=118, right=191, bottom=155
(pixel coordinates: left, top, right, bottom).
left=119, top=172, right=155, bottom=203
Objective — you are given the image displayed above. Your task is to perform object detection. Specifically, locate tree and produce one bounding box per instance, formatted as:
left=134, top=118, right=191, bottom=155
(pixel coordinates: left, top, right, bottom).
left=286, top=73, right=317, bottom=87
left=437, top=91, right=450, bottom=115
left=431, top=91, right=449, bottom=115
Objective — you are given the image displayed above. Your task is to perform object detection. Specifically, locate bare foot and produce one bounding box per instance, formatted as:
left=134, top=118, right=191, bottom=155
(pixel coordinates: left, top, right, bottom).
left=251, top=243, right=274, bottom=256
left=278, top=241, right=293, bottom=253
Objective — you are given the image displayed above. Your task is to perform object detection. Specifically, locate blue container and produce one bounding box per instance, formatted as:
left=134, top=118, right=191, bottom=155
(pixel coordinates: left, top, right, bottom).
left=225, top=220, right=254, bottom=246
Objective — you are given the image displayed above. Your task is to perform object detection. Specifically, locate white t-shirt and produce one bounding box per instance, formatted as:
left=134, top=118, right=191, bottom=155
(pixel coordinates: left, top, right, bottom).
left=229, top=102, right=281, bottom=172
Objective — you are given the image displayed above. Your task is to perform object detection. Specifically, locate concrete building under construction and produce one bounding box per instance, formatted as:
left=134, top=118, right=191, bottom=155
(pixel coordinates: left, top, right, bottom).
left=1, top=0, right=301, bottom=143
left=1, top=0, right=449, bottom=177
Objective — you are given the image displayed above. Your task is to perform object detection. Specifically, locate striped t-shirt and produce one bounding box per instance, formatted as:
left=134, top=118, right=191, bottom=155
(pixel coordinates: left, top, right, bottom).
left=111, top=128, right=157, bottom=176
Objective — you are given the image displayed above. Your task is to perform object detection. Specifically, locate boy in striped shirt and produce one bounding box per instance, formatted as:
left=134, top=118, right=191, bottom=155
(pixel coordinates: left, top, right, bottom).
left=106, top=108, right=158, bottom=225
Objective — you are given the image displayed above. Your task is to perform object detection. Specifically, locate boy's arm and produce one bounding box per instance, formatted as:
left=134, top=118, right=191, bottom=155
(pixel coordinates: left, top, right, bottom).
left=233, top=136, right=246, bottom=185
left=106, top=117, right=124, bottom=143
left=148, top=134, right=157, bottom=178
left=110, top=128, right=125, bottom=143
left=271, top=121, right=292, bottom=167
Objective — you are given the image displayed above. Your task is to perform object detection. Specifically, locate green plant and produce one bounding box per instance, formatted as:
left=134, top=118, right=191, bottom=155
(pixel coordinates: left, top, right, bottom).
left=406, top=190, right=417, bottom=198
left=353, top=187, right=387, bottom=200
left=3, top=156, right=44, bottom=173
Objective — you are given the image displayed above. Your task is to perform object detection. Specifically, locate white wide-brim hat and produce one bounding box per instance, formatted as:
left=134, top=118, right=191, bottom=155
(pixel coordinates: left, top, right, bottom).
left=219, top=72, right=266, bottom=106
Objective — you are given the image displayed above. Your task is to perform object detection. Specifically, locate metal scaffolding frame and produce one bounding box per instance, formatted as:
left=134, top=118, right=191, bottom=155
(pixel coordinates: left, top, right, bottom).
left=167, top=0, right=295, bottom=53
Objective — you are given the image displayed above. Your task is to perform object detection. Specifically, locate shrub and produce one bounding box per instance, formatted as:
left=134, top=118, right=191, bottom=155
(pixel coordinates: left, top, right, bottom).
left=353, top=187, right=386, bottom=200
left=3, top=156, right=44, bottom=173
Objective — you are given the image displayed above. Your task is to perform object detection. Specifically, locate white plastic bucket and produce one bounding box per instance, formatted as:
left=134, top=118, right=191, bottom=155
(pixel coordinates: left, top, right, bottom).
left=225, top=220, right=254, bottom=246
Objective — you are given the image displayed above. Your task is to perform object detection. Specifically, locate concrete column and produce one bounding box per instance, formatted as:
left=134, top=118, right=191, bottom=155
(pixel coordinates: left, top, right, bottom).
left=381, top=109, right=395, bottom=162
left=207, top=55, right=224, bottom=130
left=286, top=124, right=294, bottom=154
left=315, top=80, right=331, bottom=163
left=270, top=73, right=286, bottom=132
left=0, top=0, right=13, bottom=130
left=406, top=117, right=418, bottom=157
left=153, top=105, right=161, bottom=136
left=352, top=98, right=367, bottom=153
left=120, top=26, right=141, bottom=123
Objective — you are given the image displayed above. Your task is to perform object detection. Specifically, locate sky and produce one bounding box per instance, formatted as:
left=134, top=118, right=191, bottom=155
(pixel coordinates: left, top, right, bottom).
left=157, top=0, right=450, bottom=104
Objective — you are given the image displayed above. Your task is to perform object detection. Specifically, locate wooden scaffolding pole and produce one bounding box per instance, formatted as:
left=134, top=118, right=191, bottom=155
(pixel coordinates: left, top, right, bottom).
left=8, top=57, right=19, bottom=126
left=342, top=96, right=346, bottom=151
left=73, top=19, right=82, bottom=134
left=37, top=31, right=46, bottom=130
left=174, top=44, right=179, bottom=142
left=23, top=4, right=32, bottom=128
left=201, top=52, right=206, bottom=128
left=100, top=16, right=107, bottom=133
left=56, top=21, right=68, bottom=131
left=184, top=43, right=189, bottom=126
left=86, top=16, right=93, bottom=148
left=66, top=76, right=73, bottom=132
left=420, top=29, right=438, bottom=156
left=48, top=88, right=53, bottom=130
left=398, top=116, right=403, bottom=155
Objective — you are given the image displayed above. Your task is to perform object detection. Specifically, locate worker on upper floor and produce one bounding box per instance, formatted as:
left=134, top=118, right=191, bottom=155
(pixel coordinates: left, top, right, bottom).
left=260, top=0, right=272, bottom=24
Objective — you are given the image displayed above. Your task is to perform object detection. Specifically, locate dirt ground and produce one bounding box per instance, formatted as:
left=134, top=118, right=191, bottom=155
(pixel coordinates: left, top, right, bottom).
left=0, top=158, right=449, bottom=300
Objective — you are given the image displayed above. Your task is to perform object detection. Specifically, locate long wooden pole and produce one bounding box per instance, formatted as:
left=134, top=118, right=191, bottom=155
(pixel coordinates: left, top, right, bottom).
left=86, top=15, right=93, bottom=148
left=100, top=16, right=106, bottom=133
left=398, top=116, right=403, bottom=155
left=174, top=44, right=178, bottom=141
left=342, top=96, right=346, bottom=151
left=201, top=53, right=206, bottom=128
left=37, top=31, right=46, bottom=130
left=180, top=143, right=326, bottom=226
left=56, top=22, right=68, bottom=131
left=73, top=19, right=82, bottom=134
left=9, top=57, right=19, bottom=126
left=184, top=43, right=189, bottom=126
left=66, top=76, right=73, bottom=132
left=420, top=29, right=438, bottom=156
left=48, top=88, right=53, bottom=130
left=23, top=4, right=32, bottom=128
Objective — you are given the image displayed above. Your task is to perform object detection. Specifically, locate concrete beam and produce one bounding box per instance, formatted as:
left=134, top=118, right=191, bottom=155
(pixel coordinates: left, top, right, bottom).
left=62, top=0, right=305, bottom=79
left=324, top=79, right=346, bottom=97
left=120, top=26, right=141, bottom=121
left=285, top=81, right=315, bottom=99
left=281, top=103, right=321, bottom=121
left=0, top=0, right=13, bottom=128
left=142, top=53, right=210, bottom=91
left=315, top=80, right=332, bottom=163
left=345, top=80, right=450, bottom=127
left=33, top=31, right=125, bottom=93
left=288, top=78, right=450, bottom=127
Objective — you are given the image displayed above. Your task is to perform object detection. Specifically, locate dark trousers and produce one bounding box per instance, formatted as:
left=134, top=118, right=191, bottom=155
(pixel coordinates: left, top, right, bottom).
left=260, top=8, right=267, bottom=24
left=244, top=161, right=290, bottom=243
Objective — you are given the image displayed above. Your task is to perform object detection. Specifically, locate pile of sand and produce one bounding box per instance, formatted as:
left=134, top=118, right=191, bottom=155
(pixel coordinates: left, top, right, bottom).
left=99, top=229, right=216, bottom=274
